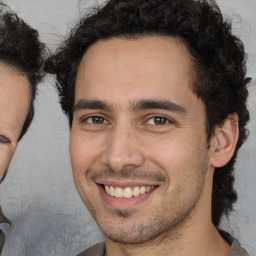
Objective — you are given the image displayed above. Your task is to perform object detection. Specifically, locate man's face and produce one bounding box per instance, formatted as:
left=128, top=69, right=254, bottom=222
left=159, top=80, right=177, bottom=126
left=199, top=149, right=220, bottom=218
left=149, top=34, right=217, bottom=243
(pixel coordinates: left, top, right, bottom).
left=70, top=36, right=215, bottom=244
left=0, top=63, right=30, bottom=182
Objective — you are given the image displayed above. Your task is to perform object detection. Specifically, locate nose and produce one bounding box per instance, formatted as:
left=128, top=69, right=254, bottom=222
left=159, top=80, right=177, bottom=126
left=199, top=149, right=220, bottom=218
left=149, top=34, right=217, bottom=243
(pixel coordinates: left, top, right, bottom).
left=101, top=124, right=145, bottom=172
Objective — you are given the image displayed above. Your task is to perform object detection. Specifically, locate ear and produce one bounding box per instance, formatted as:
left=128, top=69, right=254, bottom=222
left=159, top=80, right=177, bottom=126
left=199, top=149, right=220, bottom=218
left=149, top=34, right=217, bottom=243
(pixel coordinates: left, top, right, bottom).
left=209, top=113, right=239, bottom=168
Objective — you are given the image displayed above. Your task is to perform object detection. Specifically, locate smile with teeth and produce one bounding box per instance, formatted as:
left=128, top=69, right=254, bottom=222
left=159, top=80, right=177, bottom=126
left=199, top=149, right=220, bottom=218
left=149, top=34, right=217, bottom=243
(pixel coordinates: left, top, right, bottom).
left=104, top=185, right=155, bottom=198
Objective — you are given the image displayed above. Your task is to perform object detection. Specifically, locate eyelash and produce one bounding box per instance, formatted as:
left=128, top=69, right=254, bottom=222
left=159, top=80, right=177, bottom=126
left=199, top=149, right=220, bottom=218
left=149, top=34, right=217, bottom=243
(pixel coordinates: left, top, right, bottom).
left=144, top=115, right=173, bottom=126
left=82, top=114, right=173, bottom=126
left=0, top=135, right=10, bottom=143
left=82, top=115, right=110, bottom=125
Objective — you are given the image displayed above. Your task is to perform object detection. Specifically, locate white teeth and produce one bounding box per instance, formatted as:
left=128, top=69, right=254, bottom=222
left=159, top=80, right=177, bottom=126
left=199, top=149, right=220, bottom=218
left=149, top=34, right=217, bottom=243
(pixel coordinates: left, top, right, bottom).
left=105, top=185, right=110, bottom=194
left=104, top=185, right=155, bottom=198
left=133, top=187, right=140, bottom=197
left=146, top=186, right=152, bottom=192
left=115, top=187, right=123, bottom=198
left=110, top=186, right=115, bottom=196
left=123, top=187, right=133, bottom=198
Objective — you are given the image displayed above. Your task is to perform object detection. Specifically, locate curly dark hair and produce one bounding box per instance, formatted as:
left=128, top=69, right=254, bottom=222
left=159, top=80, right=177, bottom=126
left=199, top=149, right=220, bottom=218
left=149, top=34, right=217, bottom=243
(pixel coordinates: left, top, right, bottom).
left=0, top=4, right=45, bottom=140
left=44, top=0, right=250, bottom=227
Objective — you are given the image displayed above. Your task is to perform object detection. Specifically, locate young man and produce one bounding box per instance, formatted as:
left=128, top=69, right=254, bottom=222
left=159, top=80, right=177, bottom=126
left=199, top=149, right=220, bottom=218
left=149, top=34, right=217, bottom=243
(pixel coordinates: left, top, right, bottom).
left=45, top=0, right=250, bottom=255
left=0, top=4, right=45, bottom=254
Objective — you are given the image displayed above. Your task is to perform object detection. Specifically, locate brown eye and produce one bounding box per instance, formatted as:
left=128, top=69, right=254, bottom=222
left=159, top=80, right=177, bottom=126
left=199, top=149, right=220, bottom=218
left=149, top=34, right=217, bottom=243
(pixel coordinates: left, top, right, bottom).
left=146, top=116, right=171, bottom=126
left=154, top=117, right=168, bottom=125
left=85, top=116, right=108, bottom=124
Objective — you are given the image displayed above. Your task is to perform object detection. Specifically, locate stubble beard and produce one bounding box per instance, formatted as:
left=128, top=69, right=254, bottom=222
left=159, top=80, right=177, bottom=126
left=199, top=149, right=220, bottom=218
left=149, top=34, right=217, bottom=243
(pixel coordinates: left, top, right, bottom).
left=101, top=191, right=202, bottom=245
left=84, top=160, right=209, bottom=246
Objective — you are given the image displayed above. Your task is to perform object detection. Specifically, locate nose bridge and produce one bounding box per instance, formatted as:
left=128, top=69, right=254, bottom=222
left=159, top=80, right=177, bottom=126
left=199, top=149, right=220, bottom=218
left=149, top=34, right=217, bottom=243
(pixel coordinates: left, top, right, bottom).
left=102, top=121, right=145, bottom=171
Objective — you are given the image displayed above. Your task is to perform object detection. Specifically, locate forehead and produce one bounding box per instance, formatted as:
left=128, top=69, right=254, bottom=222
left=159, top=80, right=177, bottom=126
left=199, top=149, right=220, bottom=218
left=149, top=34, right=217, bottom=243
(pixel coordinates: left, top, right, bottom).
left=0, top=63, right=30, bottom=139
left=75, top=36, right=197, bottom=108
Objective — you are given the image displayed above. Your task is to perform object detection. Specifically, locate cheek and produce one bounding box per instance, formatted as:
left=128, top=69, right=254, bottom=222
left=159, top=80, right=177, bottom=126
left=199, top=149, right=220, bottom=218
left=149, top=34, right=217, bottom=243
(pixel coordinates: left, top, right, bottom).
left=144, top=133, right=206, bottom=181
left=69, top=131, right=105, bottom=175
left=145, top=133, right=194, bottom=164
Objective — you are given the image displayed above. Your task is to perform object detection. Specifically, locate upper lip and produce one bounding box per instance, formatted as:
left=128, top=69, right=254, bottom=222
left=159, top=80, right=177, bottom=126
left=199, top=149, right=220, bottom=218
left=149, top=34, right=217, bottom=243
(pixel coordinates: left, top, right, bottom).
left=95, top=179, right=159, bottom=188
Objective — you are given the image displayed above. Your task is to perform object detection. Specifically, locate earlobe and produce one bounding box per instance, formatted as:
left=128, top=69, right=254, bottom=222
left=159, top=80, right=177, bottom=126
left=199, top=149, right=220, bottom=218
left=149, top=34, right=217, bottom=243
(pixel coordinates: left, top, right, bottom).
left=209, top=113, right=239, bottom=168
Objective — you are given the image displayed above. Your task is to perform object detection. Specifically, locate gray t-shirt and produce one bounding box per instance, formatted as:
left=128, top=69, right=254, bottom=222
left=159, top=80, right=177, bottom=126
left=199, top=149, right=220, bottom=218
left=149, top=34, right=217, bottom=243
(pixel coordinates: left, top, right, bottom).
left=220, top=230, right=249, bottom=256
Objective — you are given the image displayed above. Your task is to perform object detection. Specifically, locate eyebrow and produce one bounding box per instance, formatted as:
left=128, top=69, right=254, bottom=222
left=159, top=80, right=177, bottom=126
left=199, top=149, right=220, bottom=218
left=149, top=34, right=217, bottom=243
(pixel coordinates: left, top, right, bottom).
left=73, top=99, right=111, bottom=112
left=131, top=100, right=187, bottom=114
left=73, top=99, right=187, bottom=114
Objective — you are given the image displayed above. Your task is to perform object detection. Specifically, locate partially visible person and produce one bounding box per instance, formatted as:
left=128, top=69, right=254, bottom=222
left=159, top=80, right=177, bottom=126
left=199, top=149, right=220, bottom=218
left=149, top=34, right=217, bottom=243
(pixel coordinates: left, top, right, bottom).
left=0, top=3, right=45, bottom=254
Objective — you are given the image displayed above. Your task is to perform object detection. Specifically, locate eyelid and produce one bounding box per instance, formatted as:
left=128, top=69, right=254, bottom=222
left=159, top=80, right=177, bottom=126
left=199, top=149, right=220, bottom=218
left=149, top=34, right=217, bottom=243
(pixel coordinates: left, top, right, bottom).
left=81, top=114, right=110, bottom=124
left=144, top=114, right=174, bottom=124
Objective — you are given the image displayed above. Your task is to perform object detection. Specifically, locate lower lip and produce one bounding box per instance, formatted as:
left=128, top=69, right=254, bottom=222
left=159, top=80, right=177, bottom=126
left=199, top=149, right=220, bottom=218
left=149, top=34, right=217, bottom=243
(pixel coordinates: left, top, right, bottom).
left=98, top=185, right=156, bottom=209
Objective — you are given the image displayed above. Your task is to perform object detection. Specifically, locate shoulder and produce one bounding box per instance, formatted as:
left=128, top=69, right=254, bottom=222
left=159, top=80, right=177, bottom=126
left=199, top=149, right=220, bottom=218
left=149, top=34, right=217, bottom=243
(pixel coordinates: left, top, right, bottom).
left=229, top=238, right=249, bottom=256
left=76, top=242, right=105, bottom=256
left=219, top=230, right=249, bottom=256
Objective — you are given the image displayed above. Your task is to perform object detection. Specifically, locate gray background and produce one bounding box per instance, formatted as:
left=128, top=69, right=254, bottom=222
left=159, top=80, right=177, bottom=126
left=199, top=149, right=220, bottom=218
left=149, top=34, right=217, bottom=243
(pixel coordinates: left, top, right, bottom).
left=0, top=0, right=255, bottom=255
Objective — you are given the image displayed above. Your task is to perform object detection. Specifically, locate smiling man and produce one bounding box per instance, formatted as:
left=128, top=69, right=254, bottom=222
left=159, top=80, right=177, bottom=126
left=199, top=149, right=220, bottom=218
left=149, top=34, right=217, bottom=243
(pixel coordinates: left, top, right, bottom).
left=45, top=0, right=250, bottom=255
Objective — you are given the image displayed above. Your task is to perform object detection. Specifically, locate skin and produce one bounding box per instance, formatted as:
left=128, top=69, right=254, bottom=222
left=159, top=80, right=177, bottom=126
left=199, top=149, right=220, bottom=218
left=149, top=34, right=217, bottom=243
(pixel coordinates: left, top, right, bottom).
left=0, top=62, right=30, bottom=182
left=70, top=36, right=237, bottom=256
left=0, top=62, right=30, bottom=253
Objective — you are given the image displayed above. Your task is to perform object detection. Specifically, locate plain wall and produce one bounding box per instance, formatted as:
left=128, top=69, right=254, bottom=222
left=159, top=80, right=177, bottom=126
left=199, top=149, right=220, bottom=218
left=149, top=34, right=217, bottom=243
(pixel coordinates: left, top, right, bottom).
left=0, top=0, right=255, bottom=255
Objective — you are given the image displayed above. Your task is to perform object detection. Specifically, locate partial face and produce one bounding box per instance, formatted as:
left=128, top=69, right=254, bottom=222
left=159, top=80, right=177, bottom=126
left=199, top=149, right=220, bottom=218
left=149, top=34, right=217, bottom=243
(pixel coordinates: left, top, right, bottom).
left=70, top=36, right=215, bottom=244
left=0, top=63, right=30, bottom=182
